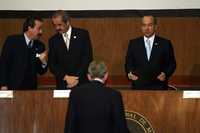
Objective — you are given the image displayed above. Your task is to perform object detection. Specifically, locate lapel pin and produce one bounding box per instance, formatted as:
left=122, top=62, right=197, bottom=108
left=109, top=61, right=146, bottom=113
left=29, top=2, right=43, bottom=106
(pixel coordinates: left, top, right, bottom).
left=73, top=36, right=76, bottom=39
left=154, top=43, right=159, bottom=46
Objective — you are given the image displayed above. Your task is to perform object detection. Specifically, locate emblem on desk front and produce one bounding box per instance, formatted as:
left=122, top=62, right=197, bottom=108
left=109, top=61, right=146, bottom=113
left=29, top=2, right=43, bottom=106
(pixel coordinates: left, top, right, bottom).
left=125, top=111, right=155, bottom=133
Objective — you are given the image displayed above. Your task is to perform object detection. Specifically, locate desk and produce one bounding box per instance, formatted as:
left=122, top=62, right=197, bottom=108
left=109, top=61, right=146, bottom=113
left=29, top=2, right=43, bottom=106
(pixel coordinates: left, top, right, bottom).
left=0, top=90, right=200, bottom=133
left=38, top=75, right=200, bottom=89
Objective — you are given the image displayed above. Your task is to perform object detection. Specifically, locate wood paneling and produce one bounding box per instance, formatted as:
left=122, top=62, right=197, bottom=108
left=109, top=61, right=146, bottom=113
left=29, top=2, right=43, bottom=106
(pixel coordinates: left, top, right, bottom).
left=122, top=91, right=200, bottom=133
left=0, top=17, right=200, bottom=77
left=0, top=91, right=200, bottom=133
left=37, top=75, right=200, bottom=89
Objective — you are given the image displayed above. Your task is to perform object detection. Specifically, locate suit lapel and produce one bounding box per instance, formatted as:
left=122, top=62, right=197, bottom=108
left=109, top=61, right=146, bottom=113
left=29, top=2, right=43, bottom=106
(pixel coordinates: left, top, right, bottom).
left=21, top=35, right=29, bottom=57
left=69, top=28, right=76, bottom=51
left=57, top=34, right=68, bottom=51
left=149, top=36, right=160, bottom=62
left=140, top=37, right=149, bottom=62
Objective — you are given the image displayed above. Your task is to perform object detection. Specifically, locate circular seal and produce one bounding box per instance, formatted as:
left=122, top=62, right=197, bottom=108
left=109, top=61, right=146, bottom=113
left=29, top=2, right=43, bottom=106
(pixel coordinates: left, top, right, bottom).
left=125, top=111, right=155, bottom=133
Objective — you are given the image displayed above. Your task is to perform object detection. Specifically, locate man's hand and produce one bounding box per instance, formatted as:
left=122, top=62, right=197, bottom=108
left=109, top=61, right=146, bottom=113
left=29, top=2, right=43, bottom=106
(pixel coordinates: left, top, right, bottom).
left=157, top=72, right=166, bottom=81
left=38, top=50, right=48, bottom=64
left=63, top=75, right=79, bottom=88
left=128, top=72, right=138, bottom=81
left=1, top=86, right=8, bottom=90
left=67, top=80, right=79, bottom=88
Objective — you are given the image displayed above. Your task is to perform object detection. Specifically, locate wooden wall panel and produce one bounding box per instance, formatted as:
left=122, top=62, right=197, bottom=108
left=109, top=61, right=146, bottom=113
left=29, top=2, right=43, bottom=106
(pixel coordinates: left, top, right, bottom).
left=0, top=91, right=200, bottom=133
left=0, top=17, right=200, bottom=77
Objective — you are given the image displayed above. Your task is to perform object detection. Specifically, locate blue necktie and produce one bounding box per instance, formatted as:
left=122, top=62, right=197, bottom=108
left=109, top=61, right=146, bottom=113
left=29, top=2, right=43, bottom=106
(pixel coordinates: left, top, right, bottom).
left=146, top=39, right=151, bottom=60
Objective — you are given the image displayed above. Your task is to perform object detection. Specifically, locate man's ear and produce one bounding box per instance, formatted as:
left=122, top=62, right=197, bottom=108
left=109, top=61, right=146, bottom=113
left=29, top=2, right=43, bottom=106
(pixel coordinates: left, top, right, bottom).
left=28, top=26, right=33, bottom=31
left=87, top=74, right=92, bottom=81
left=103, top=72, right=108, bottom=82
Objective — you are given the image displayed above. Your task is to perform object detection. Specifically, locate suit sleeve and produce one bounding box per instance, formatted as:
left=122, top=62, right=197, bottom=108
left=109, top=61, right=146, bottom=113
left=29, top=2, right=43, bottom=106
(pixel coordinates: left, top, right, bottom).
left=64, top=92, right=77, bottom=133
left=48, top=39, right=66, bottom=80
left=76, top=30, right=93, bottom=79
left=36, top=42, right=48, bottom=75
left=163, top=40, right=176, bottom=78
left=112, top=91, right=130, bottom=133
left=0, top=37, right=12, bottom=86
left=125, top=40, right=136, bottom=75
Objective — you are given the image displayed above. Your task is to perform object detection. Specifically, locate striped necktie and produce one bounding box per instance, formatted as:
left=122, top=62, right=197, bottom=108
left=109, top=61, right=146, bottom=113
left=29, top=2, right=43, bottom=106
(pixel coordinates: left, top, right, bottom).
left=28, top=40, right=32, bottom=48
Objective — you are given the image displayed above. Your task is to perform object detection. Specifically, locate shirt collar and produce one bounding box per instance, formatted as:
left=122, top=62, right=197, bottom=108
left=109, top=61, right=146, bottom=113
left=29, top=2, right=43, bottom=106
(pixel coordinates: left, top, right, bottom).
left=93, top=78, right=104, bottom=84
left=62, top=25, right=72, bottom=39
left=144, top=34, right=155, bottom=43
left=24, top=33, right=32, bottom=45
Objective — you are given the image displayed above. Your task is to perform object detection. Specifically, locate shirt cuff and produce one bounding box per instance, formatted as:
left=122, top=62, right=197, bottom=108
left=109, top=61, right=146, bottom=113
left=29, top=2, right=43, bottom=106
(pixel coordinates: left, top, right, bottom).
left=41, top=63, right=47, bottom=68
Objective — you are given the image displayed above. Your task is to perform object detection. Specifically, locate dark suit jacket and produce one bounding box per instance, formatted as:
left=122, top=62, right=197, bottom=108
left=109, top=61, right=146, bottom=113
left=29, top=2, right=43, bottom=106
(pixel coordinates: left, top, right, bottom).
left=0, top=34, right=47, bottom=89
left=64, top=80, right=130, bottom=133
left=125, top=35, right=176, bottom=89
left=48, top=27, right=93, bottom=89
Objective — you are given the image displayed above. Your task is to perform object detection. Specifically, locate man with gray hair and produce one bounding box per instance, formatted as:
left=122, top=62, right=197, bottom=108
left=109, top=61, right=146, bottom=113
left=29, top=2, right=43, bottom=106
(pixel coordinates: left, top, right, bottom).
left=64, top=60, right=130, bottom=133
left=48, top=10, right=93, bottom=89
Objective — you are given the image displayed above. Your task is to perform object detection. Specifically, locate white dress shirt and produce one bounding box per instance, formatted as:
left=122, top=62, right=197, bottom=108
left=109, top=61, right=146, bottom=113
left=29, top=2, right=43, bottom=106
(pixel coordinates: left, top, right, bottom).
left=24, top=33, right=33, bottom=47
left=93, top=78, right=104, bottom=84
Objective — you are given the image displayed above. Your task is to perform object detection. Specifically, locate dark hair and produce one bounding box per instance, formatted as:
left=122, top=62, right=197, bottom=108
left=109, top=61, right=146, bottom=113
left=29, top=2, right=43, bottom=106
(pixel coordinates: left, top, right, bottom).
left=52, top=10, right=70, bottom=23
left=23, top=16, right=43, bottom=32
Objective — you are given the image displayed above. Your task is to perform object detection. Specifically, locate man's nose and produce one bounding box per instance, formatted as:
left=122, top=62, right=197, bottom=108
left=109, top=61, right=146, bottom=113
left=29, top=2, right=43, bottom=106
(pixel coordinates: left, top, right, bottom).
left=56, top=26, right=60, bottom=30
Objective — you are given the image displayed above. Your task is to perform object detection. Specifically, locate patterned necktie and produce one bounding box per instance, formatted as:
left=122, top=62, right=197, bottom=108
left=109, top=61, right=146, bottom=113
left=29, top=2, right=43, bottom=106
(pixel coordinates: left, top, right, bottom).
left=63, top=33, right=69, bottom=50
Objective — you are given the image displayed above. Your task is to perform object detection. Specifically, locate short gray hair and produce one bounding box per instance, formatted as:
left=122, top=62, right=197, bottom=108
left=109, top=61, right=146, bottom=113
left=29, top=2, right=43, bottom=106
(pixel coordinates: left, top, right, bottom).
left=88, top=61, right=107, bottom=79
left=52, top=10, right=70, bottom=23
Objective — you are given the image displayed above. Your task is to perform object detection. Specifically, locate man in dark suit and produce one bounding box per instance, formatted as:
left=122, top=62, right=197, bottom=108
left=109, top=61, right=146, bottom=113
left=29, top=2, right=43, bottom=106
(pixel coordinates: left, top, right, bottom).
left=49, top=10, right=93, bottom=90
left=0, top=17, right=48, bottom=90
left=125, top=15, right=176, bottom=89
left=64, top=61, right=130, bottom=133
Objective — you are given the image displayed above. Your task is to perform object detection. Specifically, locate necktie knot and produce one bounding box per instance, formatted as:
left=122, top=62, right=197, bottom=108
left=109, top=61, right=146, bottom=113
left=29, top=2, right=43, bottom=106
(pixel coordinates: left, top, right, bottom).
left=63, top=33, right=68, bottom=39
left=146, top=39, right=150, bottom=45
